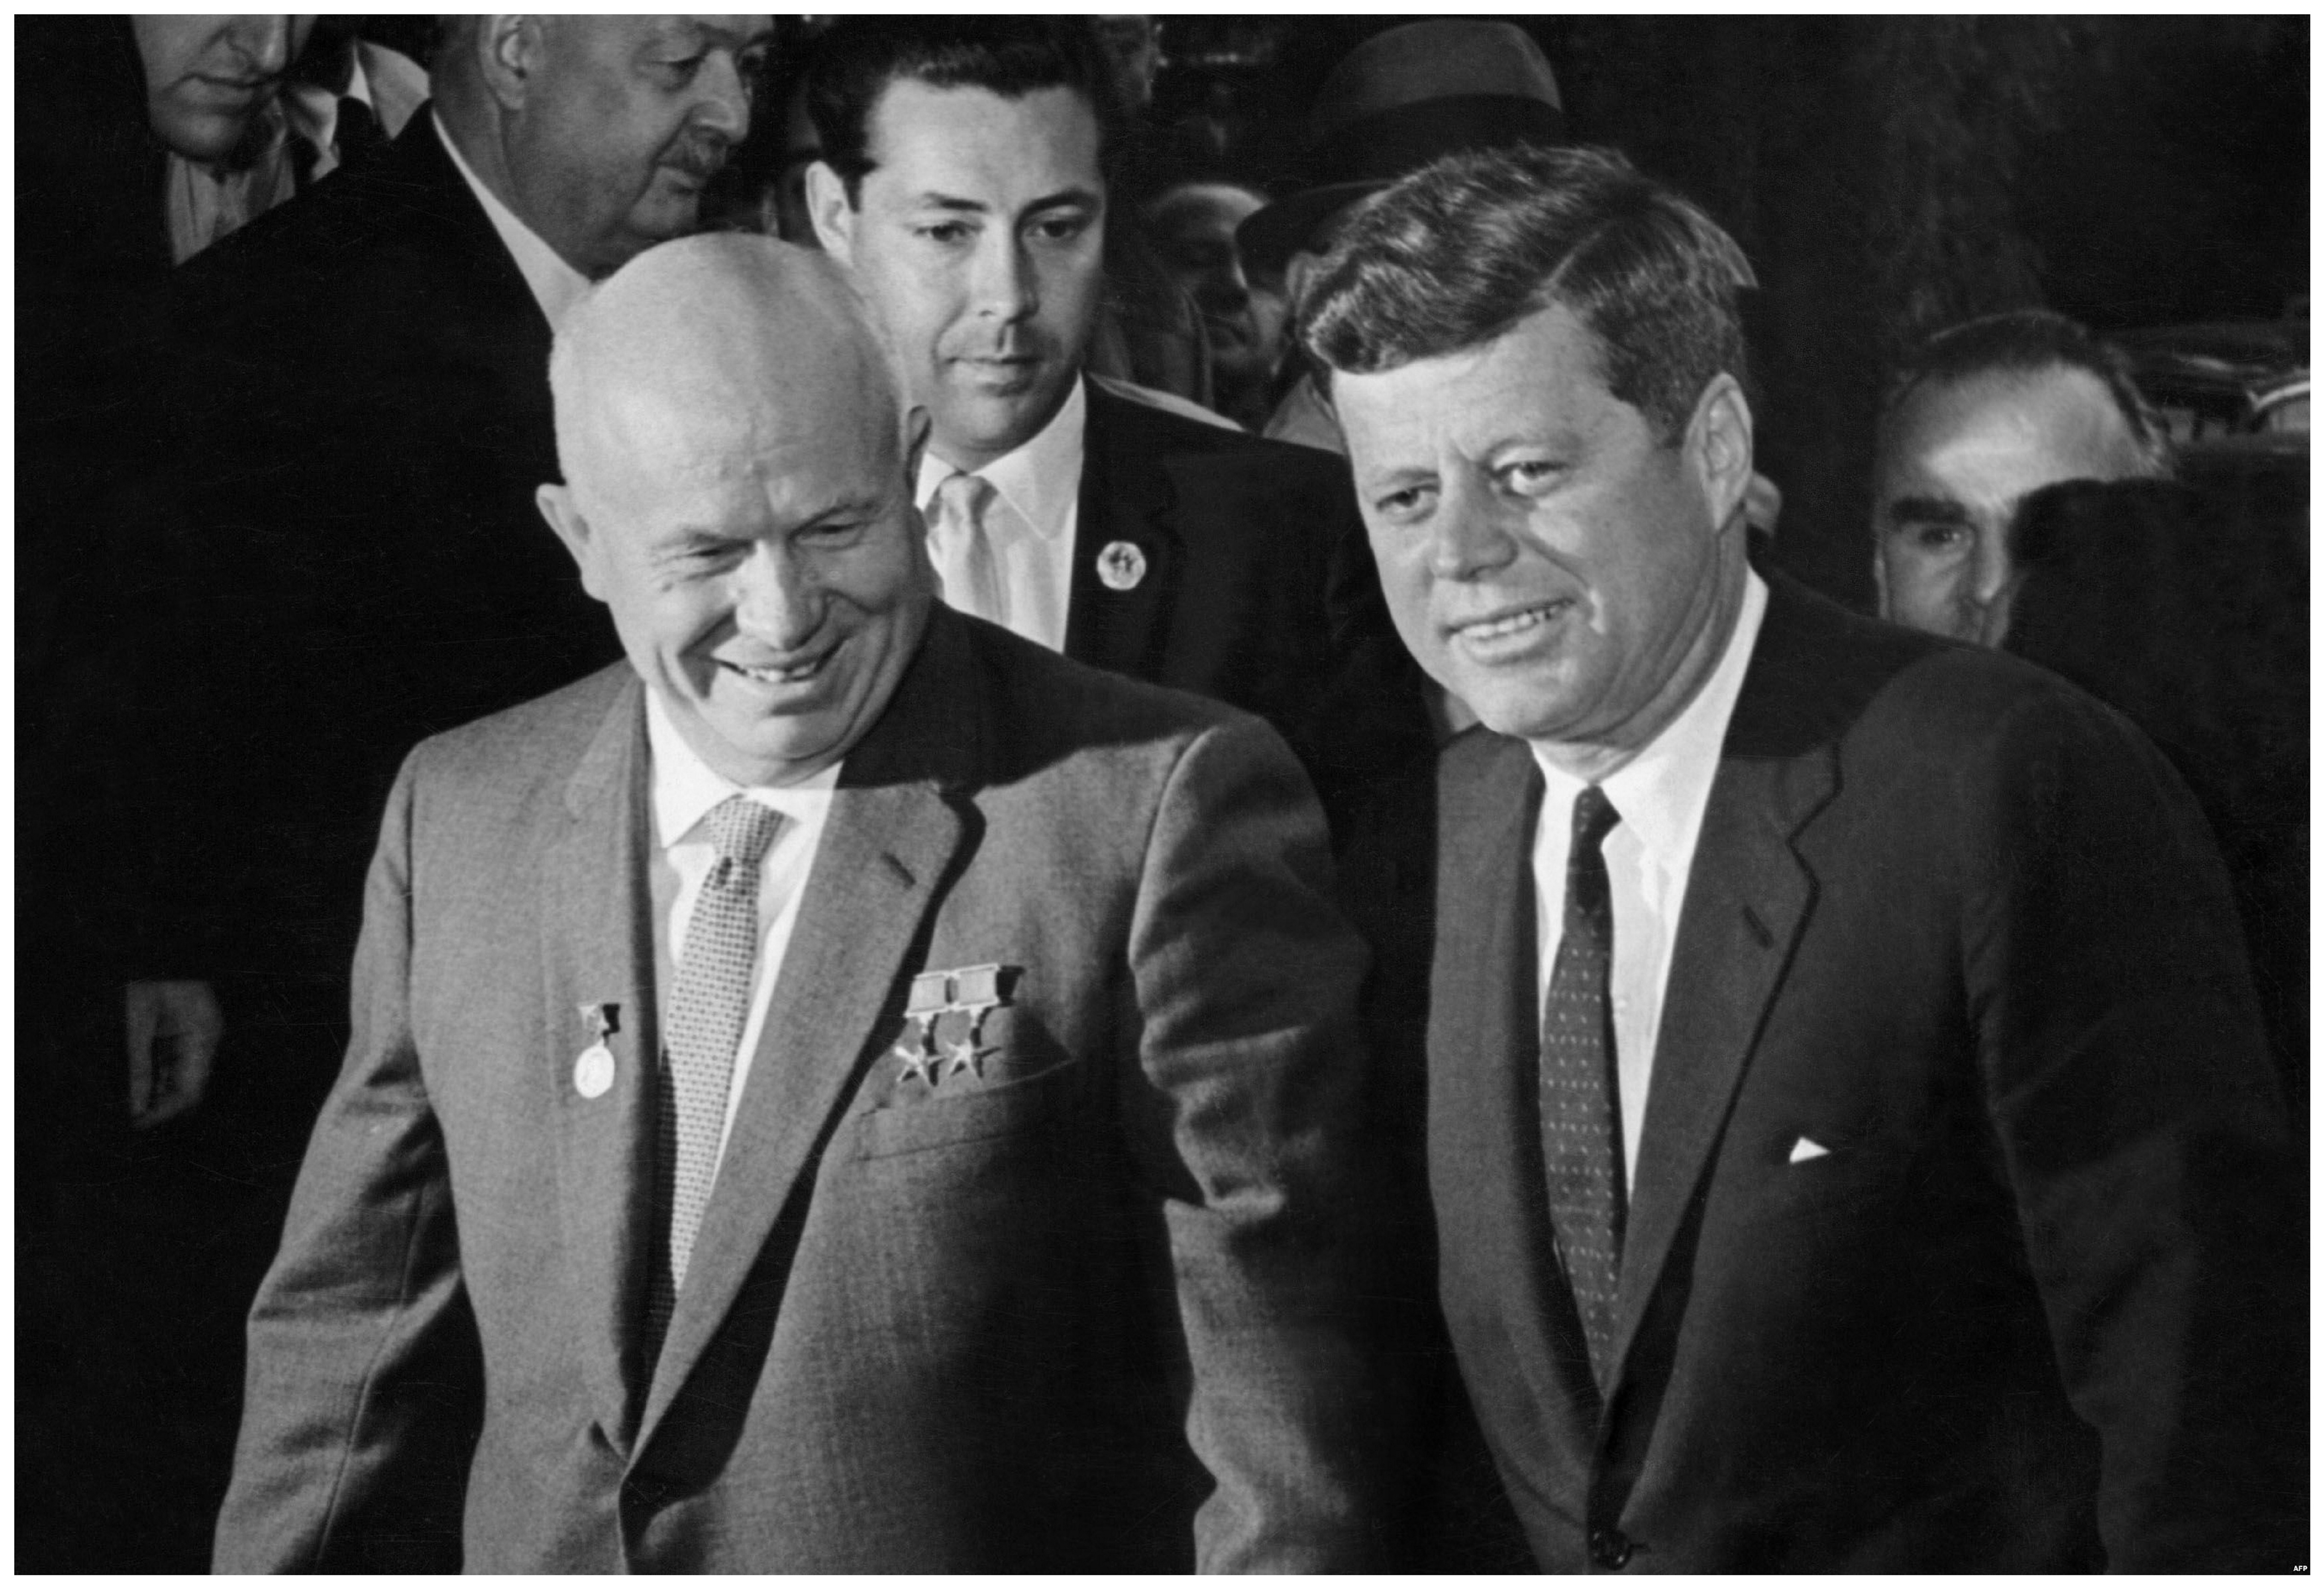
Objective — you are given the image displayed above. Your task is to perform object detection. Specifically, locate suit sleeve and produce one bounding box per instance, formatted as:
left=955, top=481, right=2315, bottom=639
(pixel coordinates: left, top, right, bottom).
left=1966, top=688, right=2304, bottom=1570
left=212, top=754, right=481, bottom=1572
left=1121, top=713, right=1384, bottom=1572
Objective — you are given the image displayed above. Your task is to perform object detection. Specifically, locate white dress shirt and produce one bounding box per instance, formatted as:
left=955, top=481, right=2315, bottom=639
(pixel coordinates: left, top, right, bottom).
left=914, top=376, right=1085, bottom=654
left=1530, top=570, right=1768, bottom=1191
left=645, top=692, right=840, bottom=1174
left=436, top=109, right=591, bottom=328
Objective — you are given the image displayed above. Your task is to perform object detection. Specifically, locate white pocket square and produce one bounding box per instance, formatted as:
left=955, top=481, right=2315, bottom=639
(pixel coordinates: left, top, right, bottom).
left=1788, top=1136, right=1831, bottom=1164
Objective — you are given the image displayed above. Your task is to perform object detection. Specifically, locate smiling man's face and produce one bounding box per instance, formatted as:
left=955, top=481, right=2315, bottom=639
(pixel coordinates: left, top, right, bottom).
left=1333, top=300, right=1747, bottom=760
left=813, top=79, right=1106, bottom=472
left=540, top=251, right=933, bottom=787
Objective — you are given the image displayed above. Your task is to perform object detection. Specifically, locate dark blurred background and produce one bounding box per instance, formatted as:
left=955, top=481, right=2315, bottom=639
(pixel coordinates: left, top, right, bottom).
left=1121, top=14, right=2308, bottom=603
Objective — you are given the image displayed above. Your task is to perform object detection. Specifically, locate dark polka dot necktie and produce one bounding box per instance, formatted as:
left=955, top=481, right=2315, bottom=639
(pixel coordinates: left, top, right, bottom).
left=644, top=796, right=785, bottom=1352
left=1540, top=784, right=1626, bottom=1391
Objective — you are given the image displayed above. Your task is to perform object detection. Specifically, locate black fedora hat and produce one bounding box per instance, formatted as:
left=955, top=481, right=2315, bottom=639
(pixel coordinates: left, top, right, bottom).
left=1237, top=19, right=1565, bottom=275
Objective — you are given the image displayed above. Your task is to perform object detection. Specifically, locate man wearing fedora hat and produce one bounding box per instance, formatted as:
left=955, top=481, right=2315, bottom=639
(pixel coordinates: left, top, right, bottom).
left=1239, top=20, right=1568, bottom=452
left=1244, top=20, right=1783, bottom=552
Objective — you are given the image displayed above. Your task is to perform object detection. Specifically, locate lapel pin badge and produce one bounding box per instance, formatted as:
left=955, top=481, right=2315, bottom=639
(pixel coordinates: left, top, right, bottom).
left=573, top=1002, right=620, bottom=1100
left=1095, top=540, right=1147, bottom=591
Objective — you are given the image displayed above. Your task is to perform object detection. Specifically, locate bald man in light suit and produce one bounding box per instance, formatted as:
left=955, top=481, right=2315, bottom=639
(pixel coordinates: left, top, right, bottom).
left=214, top=236, right=1384, bottom=1572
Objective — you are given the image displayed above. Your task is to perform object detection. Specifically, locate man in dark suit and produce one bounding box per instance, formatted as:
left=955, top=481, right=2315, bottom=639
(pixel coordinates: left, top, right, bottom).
left=800, top=16, right=1431, bottom=822
left=1299, top=143, right=2304, bottom=1571
left=144, top=14, right=776, bottom=1051
left=216, top=235, right=1381, bottom=1572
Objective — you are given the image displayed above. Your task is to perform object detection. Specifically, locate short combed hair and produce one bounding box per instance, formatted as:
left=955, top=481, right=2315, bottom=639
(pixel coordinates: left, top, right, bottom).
left=804, top=18, right=1124, bottom=204
left=1295, top=144, right=1757, bottom=446
left=1884, top=309, right=2174, bottom=477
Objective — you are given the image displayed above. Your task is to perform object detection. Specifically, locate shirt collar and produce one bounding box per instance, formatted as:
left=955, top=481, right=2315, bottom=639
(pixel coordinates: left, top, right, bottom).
left=283, top=44, right=374, bottom=154
left=1530, top=569, right=1769, bottom=867
left=434, top=108, right=592, bottom=329
left=914, top=375, right=1086, bottom=543
left=644, top=689, right=841, bottom=850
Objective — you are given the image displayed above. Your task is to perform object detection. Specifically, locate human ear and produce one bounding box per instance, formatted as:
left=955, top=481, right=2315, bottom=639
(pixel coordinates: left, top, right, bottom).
left=1685, top=372, right=1754, bottom=531
left=805, top=161, right=858, bottom=264
left=478, top=16, right=543, bottom=113
left=537, top=482, right=609, bottom=603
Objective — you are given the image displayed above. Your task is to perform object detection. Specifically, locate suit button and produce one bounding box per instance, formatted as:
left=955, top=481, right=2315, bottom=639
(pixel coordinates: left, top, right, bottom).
left=1589, top=1526, right=1633, bottom=1569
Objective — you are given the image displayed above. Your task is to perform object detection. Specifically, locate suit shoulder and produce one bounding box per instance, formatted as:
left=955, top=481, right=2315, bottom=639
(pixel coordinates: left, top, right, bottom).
left=406, top=664, right=633, bottom=792
left=964, top=613, right=1248, bottom=745
left=950, top=616, right=1289, bottom=806
left=176, top=165, right=410, bottom=294
left=1738, top=573, right=2119, bottom=758
left=1090, top=380, right=1337, bottom=473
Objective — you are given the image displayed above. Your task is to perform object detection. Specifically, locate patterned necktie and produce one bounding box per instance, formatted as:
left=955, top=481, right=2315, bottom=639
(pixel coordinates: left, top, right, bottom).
left=927, top=471, right=1008, bottom=627
left=645, top=796, right=785, bottom=1346
left=1540, top=784, right=1626, bottom=1391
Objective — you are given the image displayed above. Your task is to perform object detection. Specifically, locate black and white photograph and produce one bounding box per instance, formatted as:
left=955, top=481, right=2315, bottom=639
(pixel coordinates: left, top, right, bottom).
left=15, top=13, right=2308, bottom=1572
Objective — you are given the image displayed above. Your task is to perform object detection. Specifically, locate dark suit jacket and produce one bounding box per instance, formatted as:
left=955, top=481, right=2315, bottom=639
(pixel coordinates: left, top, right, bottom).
left=1430, top=574, right=2303, bottom=1571
left=1072, top=380, right=1451, bottom=1556
left=1069, top=378, right=1433, bottom=800
left=142, top=107, right=622, bottom=985
left=213, top=608, right=1385, bottom=1572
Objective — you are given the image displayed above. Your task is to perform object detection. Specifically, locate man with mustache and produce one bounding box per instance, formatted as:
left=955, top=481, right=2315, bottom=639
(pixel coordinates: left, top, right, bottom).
left=215, top=235, right=1381, bottom=1571
left=132, top=13, right=773, bottom=1131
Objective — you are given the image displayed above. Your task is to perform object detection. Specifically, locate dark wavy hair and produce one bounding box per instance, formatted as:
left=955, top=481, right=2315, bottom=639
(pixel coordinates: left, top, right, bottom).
left=1292, top=143, right=1756, bottom=445
left=803, top=18, right=1124, bottom=206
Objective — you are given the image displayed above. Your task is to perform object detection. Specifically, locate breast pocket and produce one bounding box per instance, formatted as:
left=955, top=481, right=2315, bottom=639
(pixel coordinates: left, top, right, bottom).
left=854, top=1058, right=1081, bottom=1160
left=1729, top=1137, right=1910, bottom=1230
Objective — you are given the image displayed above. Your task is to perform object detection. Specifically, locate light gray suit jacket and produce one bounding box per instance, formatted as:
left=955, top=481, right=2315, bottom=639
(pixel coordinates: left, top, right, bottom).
left=213, top=606, right=1384, bottom=1571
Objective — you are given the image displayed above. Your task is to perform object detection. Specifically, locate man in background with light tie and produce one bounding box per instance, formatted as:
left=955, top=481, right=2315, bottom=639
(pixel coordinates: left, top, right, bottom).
left=1299, top=141, right=2303, bottom=1571
left=215, top=235, right=1384, bottom=1572
left=801, top=15, right=1432, bottom=812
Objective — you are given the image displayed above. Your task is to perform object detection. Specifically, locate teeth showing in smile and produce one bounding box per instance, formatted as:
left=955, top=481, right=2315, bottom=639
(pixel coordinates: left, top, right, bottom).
left=1460, top=600, right=1569, bottom=639
left=729, top=657, right=823, bottom=685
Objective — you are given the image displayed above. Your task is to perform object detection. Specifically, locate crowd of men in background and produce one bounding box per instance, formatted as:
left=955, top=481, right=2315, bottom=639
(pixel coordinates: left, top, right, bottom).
left=16, top=15, right=2306, bottom=1574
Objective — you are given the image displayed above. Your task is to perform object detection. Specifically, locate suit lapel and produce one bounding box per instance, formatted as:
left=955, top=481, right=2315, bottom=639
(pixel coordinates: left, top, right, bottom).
left=539, top=674, right=660, bottom=1451
left=636, top=611, right=978, bottom=1445
left=1064, top=381, right=1182, bottom=683
left=1610, top=585, right=1841, bottom=1373
left=1436, top=738, right=1606, bottom=1431
left=401, top=104, right=551, bottom=341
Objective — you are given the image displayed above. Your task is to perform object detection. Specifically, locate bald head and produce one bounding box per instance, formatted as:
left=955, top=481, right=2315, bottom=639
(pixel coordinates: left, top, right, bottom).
left=551, top=233, right=904, bottom=509
left=538, top=234, right=934, bottom=790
